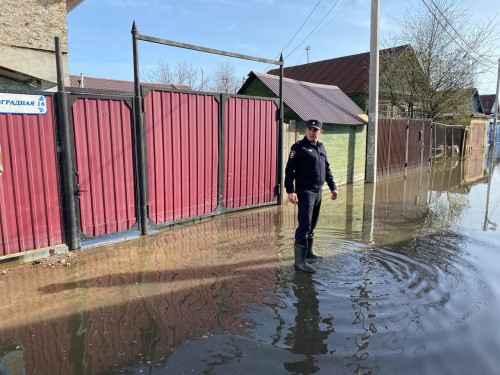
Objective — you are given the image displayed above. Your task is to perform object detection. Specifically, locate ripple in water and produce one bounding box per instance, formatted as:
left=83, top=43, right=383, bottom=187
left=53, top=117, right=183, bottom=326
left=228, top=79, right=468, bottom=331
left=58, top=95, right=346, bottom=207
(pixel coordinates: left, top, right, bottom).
left=265, top=233, right=498, bottom=374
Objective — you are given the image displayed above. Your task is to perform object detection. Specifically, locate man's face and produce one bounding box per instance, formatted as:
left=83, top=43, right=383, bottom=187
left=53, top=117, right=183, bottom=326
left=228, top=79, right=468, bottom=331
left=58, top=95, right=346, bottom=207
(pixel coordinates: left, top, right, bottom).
left=306, top=126, right=322, bottom=142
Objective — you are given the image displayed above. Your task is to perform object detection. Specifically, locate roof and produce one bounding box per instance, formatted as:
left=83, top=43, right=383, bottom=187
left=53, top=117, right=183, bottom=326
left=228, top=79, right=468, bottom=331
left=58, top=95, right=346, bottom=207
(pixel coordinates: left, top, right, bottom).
left=479, top=94, right=497, bottom=115
left=67, top=0, right=84, bottom=13
left=239, top=71, right=366, bottom=126
left=267, top=45, right=410, bottom=95
left=69, top=75, right=190, bottom=92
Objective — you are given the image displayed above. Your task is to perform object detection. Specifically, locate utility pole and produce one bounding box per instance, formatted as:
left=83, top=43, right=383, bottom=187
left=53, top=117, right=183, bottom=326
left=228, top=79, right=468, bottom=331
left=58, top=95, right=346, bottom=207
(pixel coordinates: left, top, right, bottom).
left=306, top=46, right=310, bottom=63
left=492, top=58, right=500, bottom=149
left=365, top=0, right=380, bottom=183
left=484, top=57, right=500, bottom=231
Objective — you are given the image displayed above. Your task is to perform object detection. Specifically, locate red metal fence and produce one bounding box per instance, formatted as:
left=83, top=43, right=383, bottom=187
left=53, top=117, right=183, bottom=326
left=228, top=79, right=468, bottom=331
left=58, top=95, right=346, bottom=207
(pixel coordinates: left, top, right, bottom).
left=70, top=96, right=137, bottom=237
left=0, top=88, right=280, bottom=258
left=0, top=95, right=64, bottom=256
left=144, top=90, right=219, bottom=224
left=224, top=96, right=278, bottom=209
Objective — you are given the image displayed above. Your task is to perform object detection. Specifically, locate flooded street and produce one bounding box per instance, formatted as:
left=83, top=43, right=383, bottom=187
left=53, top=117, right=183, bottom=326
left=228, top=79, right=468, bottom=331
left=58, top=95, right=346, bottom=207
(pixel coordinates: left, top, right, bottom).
left=1, top=156, right=500, bottom=375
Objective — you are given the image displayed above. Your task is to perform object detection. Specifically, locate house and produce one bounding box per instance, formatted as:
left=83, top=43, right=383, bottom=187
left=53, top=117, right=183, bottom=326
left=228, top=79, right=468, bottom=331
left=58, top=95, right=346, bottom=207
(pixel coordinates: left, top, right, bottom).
left=267, top=45, right=413, bottom=113
left=0, top=0, right=84, bottom=91
left=69, top=75, right=190, bottom=93
left=238, top=71, right=367, bottom=185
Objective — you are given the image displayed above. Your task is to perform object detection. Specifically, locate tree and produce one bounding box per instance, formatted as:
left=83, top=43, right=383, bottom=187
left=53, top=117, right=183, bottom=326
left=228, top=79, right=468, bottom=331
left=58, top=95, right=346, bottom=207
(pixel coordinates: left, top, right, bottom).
left=146, top=60, right=240, bottom=93
left=209, top=61, right=241, bottom=94
left=384, top=0, right=498, bottom=120
left=146, top=60, right=203, bottom=89
left=146, top=59, right=173, bottom=85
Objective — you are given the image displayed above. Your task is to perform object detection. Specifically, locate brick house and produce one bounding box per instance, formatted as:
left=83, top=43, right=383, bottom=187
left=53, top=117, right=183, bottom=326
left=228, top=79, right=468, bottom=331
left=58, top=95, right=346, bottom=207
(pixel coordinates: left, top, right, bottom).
left=0, top=0, right=84, bottom=91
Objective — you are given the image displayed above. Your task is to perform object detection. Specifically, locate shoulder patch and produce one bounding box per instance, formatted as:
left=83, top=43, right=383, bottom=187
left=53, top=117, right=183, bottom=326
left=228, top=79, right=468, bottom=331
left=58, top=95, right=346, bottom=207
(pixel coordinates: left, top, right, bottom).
left=289, top=150, right=296, bottom=159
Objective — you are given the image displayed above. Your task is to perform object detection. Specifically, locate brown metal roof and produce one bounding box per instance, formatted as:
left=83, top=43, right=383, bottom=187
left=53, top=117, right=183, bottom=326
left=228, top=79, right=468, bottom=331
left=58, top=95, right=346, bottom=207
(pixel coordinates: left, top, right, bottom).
left=69, top=75, right=190, bottom=92
left=241, top=71, right=366, bottom=126
left=268, top=45, right=409, bottom=95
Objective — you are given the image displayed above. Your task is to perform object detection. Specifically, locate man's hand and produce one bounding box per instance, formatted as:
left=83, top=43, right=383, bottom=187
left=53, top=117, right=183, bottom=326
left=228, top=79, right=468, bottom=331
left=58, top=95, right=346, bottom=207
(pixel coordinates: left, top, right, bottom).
left=331, top=190, right=338, bottom=200
left=288, top=193, right=298, bottom=204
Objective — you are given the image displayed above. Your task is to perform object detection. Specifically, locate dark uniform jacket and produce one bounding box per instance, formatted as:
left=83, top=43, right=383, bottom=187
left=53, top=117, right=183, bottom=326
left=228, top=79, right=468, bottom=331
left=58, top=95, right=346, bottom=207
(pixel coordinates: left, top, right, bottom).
left=284, top=136, right=336, bottom=194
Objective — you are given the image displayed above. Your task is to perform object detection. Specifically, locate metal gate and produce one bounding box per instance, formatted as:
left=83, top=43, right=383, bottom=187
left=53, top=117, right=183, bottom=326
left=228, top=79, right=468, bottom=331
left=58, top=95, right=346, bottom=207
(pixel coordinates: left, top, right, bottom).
left=144, top=90, right=219, bottom=224
left=144, top=90, right=279, bottom=228
left=70, top=95, right=137, bottom=238
left=0, top=95, right=64, bottom=256
left=223, top=96, right=278, bottom=209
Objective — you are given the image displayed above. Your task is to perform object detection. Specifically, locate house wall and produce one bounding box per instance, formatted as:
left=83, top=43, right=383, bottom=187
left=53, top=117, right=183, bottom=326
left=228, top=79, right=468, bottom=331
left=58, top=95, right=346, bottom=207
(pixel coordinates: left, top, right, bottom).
left=321, top=124, right=367, bottom=185
left=0, top=0, right=70, bottom=89
left=292, top=124, right=367, bottom=186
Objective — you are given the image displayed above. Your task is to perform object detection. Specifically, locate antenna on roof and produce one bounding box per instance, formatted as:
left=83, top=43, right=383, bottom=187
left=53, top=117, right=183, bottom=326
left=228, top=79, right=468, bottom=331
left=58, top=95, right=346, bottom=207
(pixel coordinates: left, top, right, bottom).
left=305, top=46, right=310, bottom=63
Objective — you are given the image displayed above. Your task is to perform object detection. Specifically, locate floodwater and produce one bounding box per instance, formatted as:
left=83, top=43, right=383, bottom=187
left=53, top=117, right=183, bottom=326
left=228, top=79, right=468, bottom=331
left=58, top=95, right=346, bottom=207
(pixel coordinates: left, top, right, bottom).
left=1, top=155, right=500, bottom=375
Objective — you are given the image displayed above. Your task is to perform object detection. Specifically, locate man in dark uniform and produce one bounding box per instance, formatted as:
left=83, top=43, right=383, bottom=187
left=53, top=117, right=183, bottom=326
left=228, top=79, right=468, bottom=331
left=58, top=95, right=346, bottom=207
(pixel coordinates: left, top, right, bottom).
left=284, top=119, right=338, bottom=273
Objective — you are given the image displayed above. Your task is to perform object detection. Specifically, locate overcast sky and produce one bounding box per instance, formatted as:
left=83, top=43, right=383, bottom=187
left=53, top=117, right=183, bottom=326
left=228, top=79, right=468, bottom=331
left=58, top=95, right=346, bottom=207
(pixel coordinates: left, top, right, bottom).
left=68, top=0, right=500, bottom=94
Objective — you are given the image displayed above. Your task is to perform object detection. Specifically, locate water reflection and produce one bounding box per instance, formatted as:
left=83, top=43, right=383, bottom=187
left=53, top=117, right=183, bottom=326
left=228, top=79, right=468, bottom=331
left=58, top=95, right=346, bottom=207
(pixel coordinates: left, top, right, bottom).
left=0, top=155, right=499, bottom=374
left=283, top=272, right=332, bottom=374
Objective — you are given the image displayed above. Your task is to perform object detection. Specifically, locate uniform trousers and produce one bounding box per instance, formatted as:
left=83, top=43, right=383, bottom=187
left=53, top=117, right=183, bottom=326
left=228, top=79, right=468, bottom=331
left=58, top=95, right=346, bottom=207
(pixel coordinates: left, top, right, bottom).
left=295, top=188, right=322, bottom=247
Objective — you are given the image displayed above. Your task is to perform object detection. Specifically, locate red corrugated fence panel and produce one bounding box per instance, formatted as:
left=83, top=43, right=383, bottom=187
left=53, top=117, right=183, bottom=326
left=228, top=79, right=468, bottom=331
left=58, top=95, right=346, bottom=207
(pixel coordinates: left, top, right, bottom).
left=145, top=91, right=219, bottom=224
left=0, top=95, right=64, bottom=256
left=71, top=97, right=137, bottom=237
left=224, top=97, right=278, bottom=209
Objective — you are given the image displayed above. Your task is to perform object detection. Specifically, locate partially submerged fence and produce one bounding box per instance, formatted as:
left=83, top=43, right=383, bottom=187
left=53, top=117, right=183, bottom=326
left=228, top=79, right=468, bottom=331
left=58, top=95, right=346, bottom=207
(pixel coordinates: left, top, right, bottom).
left=0, top=87, right=280, bottom=259
left=376, top=118, right=489, bottom=179
left=377, top=118, right=433, bottom=178
left=0, top=29, right=284, bottom=260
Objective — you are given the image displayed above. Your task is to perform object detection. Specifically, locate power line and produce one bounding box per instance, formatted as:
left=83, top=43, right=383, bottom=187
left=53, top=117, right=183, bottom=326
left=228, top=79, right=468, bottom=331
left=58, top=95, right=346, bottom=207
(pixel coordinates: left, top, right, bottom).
left=420, top=0, right=495, bottom=69
left=284, top=0, right=341, bottom=60
left=263, top=0, right=323, bottom=71
left=427, top=0, right=489, bottom=62
left=279, top=0, right=323, bottom=57
left=309, top=0, right=352, bottom=40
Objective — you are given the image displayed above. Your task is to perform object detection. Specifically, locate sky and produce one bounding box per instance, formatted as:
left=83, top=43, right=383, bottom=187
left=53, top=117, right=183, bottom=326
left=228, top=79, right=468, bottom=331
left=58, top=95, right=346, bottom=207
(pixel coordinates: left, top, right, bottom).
left=67, top=0, right=500, bottom=94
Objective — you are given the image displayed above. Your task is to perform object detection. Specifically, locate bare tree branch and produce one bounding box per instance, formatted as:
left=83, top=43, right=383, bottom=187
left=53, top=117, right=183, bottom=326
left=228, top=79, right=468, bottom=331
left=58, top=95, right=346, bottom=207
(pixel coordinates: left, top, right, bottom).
left=383, top=0, right=499, bottom=120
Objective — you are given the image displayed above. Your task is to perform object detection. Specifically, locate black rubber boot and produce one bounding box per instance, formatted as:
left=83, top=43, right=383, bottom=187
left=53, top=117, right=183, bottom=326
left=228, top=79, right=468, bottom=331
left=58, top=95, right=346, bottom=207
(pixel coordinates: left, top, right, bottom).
left=306, top=237, right=323, bottom=260
left=294, top=245, right=315, bottom=273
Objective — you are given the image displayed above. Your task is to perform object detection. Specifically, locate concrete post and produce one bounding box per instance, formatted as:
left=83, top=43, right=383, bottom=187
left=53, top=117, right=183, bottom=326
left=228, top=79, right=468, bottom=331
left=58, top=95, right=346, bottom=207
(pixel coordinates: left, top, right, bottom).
left=366, top=0, right=380, bottom=183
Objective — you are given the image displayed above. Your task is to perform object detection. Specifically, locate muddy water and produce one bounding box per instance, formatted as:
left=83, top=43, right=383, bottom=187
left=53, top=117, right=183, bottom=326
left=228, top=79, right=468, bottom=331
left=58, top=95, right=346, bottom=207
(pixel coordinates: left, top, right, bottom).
left=1, top=158, right=500, bottom=375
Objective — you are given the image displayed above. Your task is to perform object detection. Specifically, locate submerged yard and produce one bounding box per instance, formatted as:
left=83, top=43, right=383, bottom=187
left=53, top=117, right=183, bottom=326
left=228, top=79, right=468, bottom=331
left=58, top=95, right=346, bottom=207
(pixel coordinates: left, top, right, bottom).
left=1, top=157, right=499, bottom=374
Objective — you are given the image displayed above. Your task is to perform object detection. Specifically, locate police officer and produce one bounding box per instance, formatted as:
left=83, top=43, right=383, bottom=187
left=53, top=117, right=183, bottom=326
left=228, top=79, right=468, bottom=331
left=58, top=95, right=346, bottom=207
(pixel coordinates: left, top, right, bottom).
left=285, top=119, right=338, bottom=273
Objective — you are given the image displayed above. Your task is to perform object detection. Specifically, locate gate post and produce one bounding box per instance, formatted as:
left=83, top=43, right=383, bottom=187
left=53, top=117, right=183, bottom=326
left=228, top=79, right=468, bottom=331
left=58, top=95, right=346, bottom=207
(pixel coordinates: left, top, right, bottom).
left=54, top=37, right=80, bottom=250
left=132, top=22, right=148, bottom=235
left=277, top=54, right=284, bottom=204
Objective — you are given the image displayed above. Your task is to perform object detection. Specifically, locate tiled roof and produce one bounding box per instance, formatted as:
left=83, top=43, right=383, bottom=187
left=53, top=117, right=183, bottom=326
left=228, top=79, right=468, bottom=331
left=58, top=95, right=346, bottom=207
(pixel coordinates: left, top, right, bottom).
left=69, top=75, right=190, bottom=92
left=267, top=45, right=409, bottom=95
left=240, top=71, right=366, bottom=126
left=479, top=94, right=497, bottom=115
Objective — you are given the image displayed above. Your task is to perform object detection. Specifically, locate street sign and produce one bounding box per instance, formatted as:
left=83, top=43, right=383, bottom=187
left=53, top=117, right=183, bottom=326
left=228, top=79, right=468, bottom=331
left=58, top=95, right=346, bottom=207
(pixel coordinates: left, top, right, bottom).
left=0, top=93, right=47, bottom=115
